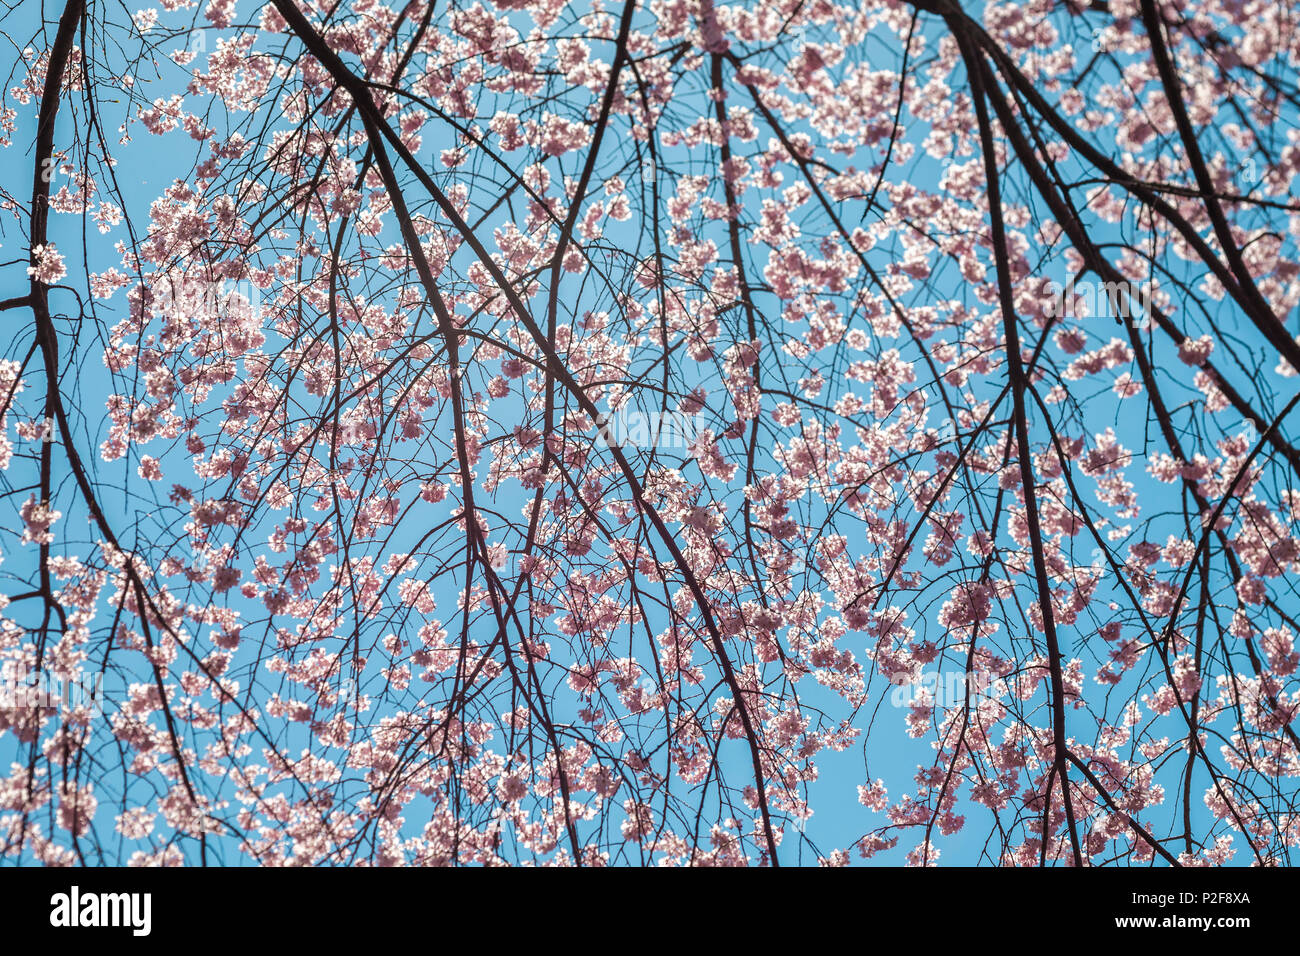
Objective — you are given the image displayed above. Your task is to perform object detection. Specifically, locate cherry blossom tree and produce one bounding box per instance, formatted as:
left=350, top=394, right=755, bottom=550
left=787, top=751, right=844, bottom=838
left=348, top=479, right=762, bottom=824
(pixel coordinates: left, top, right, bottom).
left=1, top=0, right=1298, bottom=866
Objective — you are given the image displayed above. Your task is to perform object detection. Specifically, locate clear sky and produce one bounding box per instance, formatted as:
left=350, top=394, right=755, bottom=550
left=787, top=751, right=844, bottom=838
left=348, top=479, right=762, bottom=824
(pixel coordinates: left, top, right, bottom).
left=1, top=0, right=1292, bottom=865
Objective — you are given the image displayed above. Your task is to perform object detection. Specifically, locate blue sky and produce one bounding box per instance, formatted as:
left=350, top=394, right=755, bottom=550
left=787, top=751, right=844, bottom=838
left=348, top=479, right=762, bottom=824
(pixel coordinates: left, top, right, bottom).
left=1, top=0, right=1296, bottom=865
